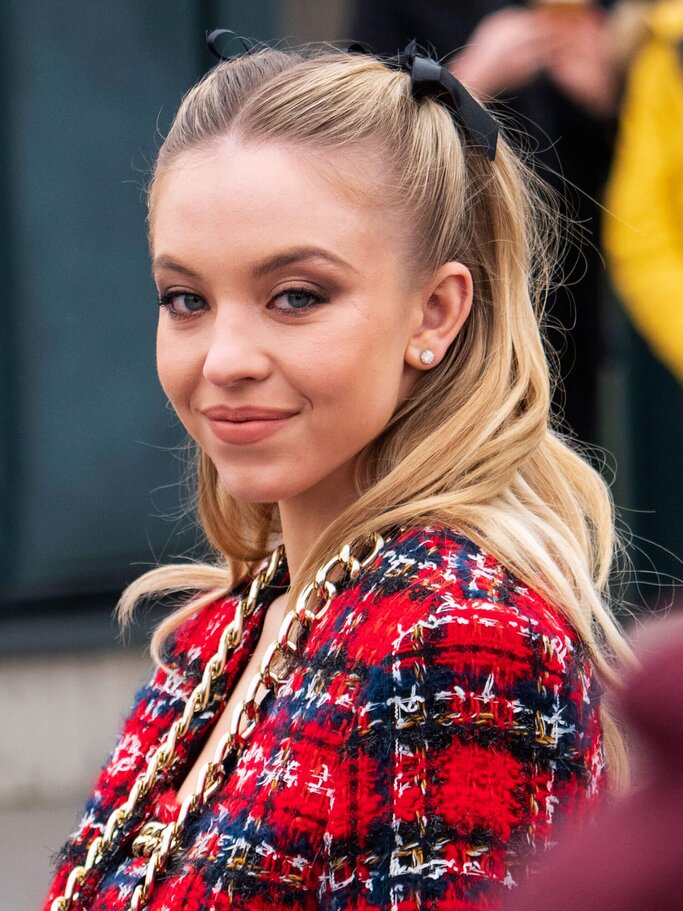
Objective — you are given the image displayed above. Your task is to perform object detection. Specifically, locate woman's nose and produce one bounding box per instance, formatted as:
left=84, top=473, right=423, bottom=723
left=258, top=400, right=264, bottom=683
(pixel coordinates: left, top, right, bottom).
left=202, top=318, right=272, bottom=387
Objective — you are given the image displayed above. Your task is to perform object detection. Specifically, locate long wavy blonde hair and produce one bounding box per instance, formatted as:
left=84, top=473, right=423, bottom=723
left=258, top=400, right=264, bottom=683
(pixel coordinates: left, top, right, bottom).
left=121, top=49, right=632, bottom=789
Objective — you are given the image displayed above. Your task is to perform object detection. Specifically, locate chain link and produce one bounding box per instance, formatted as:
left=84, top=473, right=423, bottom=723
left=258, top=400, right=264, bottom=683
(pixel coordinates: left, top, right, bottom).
left=50, top=532, right=385, bottom=911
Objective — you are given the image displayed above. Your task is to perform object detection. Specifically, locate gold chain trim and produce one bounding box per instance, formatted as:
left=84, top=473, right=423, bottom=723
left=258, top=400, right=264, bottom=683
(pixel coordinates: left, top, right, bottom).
left=50, top=532, right=385, bottom=911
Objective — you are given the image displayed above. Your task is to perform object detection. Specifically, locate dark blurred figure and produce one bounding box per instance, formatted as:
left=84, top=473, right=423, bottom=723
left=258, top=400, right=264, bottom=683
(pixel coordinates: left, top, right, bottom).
left=352, top=0, right=622, bottom=444
left=507, top=611, right=683, bottom=911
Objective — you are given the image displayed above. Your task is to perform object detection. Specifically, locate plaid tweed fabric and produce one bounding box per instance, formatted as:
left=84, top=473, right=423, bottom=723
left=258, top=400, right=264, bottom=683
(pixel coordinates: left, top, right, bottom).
left=45, top=526, right=605, bottom=910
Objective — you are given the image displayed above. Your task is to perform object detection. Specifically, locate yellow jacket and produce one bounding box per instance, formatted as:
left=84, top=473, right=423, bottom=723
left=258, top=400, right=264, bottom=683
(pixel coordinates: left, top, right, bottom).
left=604, top=0, right=683, bottom=382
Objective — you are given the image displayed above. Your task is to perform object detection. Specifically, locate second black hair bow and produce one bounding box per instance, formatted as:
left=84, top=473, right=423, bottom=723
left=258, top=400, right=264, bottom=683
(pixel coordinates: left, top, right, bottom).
left=207, top=28, right=263, bottom=59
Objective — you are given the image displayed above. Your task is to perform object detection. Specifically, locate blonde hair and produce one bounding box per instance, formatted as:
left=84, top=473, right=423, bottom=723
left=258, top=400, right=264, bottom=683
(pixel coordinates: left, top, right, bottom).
left=123, top=49, right=632, bottom=789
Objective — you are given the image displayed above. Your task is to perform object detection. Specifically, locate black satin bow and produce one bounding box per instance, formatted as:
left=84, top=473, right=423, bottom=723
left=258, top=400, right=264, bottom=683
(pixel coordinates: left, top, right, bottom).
left=353, top=39, right=498, bottom=161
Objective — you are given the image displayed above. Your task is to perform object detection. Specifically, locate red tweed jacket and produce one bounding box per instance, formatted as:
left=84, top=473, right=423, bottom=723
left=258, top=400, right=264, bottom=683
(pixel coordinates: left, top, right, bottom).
left=45, top=526, right=605, bottom=910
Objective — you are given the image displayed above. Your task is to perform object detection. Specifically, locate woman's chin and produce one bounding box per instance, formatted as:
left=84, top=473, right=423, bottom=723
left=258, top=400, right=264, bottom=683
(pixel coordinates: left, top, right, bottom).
left=215, top=472, right=308, bottom=505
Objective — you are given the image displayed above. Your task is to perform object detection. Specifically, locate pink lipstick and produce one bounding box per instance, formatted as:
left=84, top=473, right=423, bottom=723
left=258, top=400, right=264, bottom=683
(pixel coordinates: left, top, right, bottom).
left=201, top=405, right=298, bottom=444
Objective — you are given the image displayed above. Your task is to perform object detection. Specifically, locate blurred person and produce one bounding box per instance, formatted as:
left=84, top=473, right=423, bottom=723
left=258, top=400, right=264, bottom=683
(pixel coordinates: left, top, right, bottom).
left=507, top=610, right=683, bottom=911
left=453, top=3, right=618, bottom=116
left=352, top=0, right=624, bottom=445
left=604, top=0, right=683, bottom=383
left=45, top=38, right=633, bottom=911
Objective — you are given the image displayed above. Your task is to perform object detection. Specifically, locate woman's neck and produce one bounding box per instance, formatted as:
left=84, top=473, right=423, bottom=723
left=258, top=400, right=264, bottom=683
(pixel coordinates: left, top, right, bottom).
left=277, top=461, right=358, bottom=579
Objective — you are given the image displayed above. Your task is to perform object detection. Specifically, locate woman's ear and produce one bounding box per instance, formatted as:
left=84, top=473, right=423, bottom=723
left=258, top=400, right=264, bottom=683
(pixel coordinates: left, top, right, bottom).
left=404, top=262, right=473, bottom=370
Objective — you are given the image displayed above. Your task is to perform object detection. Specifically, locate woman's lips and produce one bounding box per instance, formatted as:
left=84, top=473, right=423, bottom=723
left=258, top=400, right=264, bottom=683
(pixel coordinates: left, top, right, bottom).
left=202, top=407, right=298, bottom=444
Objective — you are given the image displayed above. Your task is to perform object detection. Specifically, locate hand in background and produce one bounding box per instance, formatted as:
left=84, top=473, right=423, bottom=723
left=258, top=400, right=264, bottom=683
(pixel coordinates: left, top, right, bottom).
left=543, top=9, right=619, bottom=117
left=449, top=7, right=559, bottom=97
left=450, top=5, right=618, bottom=118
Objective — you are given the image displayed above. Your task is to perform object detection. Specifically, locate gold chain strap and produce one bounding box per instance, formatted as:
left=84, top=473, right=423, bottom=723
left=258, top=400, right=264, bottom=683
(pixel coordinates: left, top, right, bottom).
left=50, top=532, right=385, bottom=911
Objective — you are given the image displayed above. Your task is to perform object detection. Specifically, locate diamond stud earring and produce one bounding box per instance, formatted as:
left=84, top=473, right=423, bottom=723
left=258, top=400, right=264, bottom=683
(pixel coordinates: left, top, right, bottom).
left=420, top=349, right=436, bottom=365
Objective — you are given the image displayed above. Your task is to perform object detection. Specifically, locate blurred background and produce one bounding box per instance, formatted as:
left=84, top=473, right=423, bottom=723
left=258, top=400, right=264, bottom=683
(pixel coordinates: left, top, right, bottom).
left=1, top=1, right=681, bottom=908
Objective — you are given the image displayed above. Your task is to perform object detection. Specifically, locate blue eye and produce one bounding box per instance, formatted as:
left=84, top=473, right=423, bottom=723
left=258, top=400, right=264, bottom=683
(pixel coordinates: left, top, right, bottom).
left=270, top=288, right=326, bottom=314
left=158, top=291, right=207, bottom=318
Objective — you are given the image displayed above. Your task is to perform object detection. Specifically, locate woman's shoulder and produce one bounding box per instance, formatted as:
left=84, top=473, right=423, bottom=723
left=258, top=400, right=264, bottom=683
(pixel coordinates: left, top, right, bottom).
left=314, top=524, right=602, bottom=723
left=354, top=524, right=583, bottom=652
left=319, top=525, right=603, bottom=784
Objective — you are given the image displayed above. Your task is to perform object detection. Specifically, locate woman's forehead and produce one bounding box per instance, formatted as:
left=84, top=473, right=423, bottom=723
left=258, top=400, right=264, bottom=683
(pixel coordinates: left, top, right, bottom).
left=150, top=139, right=409, bottom=273
left=152, top=136, right=391, bottom=214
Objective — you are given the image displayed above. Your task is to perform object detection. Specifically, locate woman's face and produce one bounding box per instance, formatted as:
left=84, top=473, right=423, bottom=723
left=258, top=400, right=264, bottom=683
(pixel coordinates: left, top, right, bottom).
left=151, top=140, right=435, bottom=508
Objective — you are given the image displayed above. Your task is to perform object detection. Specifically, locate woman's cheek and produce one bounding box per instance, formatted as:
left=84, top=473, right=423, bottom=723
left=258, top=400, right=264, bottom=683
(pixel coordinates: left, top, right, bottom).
left=156, top=335, right=195, bottom=416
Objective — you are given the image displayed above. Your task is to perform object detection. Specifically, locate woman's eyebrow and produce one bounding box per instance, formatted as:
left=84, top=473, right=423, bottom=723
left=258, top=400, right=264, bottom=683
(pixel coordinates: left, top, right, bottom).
left=152, top=256, right=201, bottom=279
left=250, top=246, right=359, bottom=278
left=152, top=248, right=359, bottom=280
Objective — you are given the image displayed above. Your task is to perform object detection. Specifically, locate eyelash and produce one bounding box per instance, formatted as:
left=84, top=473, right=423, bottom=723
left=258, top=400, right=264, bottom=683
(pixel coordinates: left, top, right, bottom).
left=157, top=287, right=328, bottom=320
left=157, top=291, right=205, bottom=320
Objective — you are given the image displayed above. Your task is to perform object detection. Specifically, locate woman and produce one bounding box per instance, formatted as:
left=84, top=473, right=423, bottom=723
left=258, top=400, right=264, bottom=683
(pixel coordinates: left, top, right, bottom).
left=45, top=40, right=631, bottom=911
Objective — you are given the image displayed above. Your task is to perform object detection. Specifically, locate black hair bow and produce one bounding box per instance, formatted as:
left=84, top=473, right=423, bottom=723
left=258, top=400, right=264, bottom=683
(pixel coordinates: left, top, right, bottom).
left=352, top=39, right=498, bottom=161
left=207, top=28, right=262, bottom=59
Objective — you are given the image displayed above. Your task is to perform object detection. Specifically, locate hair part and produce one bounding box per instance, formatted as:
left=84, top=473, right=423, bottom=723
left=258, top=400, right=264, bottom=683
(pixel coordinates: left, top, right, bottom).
left=125, top=48, right=633, bottom=791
